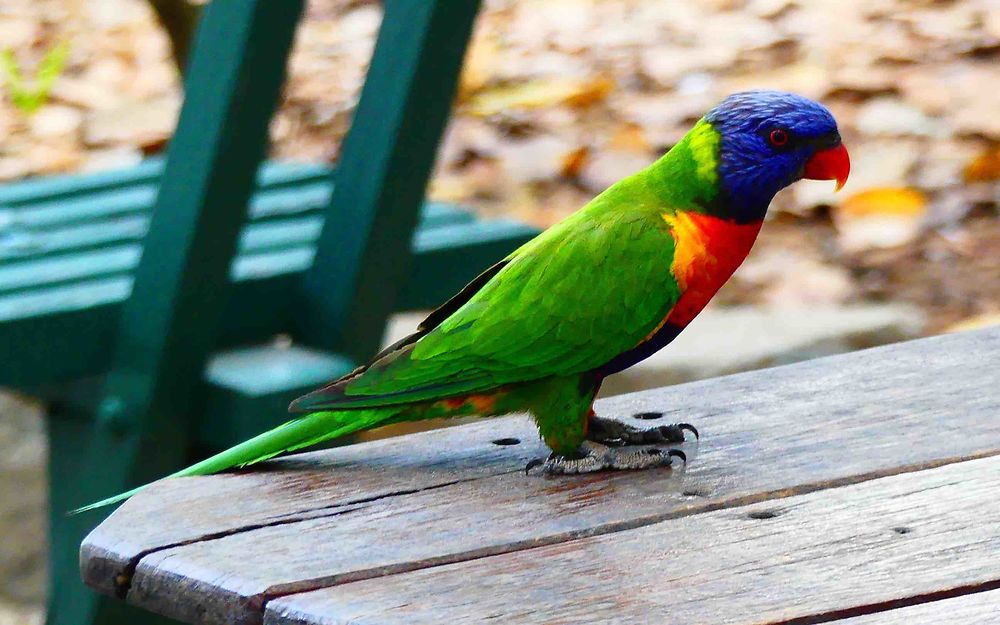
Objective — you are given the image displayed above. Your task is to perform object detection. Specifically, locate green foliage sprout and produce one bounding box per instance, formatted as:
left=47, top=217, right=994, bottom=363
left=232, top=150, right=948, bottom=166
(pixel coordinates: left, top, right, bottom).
left=1, top=40, right=70, bottom=115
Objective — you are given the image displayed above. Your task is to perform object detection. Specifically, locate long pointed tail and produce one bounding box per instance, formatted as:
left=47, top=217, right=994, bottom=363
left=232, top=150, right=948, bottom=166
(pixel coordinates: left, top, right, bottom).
left=73, top=408, right=399, bottom=514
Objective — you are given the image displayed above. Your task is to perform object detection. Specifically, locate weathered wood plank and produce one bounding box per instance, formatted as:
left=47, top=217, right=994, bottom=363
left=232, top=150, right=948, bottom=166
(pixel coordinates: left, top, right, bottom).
left=81, top=416, right=546, bottom=594
left=79, top=327, right=1000, bottom=625
left=835, top=590, right=1000, bottom=624
left=266, top=455, right=1000, bottom=625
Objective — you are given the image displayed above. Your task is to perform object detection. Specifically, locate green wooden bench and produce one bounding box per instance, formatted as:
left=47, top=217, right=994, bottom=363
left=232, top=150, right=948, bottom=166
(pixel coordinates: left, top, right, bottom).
left=0, top=2, right=536, bottom=624
left=0, top=159, right=535, bottom=392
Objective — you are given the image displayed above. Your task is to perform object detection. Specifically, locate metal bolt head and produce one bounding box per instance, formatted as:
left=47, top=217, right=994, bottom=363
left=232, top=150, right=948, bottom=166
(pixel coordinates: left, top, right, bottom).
left=97, top=396, right=131, bottom=434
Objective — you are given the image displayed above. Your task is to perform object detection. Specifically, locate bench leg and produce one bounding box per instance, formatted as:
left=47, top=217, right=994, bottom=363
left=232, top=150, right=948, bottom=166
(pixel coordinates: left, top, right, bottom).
left=46, top=1, right=305, bottom=621
left=297, top=0, right=482, bottom=362
left=46, top=416, right=181, bottom=625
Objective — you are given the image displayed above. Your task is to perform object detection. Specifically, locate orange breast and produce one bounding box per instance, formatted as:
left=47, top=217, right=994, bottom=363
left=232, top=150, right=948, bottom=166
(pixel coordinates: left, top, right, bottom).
left=661, top=212, right=763, bottom=326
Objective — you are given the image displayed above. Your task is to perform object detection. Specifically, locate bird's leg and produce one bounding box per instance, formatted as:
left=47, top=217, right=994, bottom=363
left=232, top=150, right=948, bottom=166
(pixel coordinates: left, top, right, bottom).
left=526, top=441, right=686, bottom=475
left=523, top=377, right=689, bottom=475
left=586, top=411, right=699, bottom=447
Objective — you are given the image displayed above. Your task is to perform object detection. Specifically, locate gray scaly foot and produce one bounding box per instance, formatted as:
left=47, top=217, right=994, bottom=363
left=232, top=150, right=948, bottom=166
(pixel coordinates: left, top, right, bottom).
left=587, top=414, right=699, bottom=446
left=525, top=441, right=686, bottom=475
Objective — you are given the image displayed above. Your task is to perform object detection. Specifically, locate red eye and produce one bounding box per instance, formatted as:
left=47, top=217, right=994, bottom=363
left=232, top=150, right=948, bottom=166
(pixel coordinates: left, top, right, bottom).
left=769, top=129, right=789, bottom=147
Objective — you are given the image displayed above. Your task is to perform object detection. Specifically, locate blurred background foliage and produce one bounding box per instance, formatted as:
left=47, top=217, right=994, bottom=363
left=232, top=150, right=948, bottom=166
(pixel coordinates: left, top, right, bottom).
left=0, top=1, right=997, bottom=621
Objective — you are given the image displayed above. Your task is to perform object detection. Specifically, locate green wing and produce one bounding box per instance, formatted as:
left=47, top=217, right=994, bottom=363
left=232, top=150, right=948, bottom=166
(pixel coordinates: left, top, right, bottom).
left=293, top=188, right=682, bottom=411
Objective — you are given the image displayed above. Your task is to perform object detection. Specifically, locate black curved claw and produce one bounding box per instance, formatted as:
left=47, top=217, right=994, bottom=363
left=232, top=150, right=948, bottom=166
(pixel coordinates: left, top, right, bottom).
left=642, top=447, right=687, bottom=464
left=667, top=448, right=687, bottom=464
left=524, top=457, right=546, bottom=475
left=676, top=423, right=699, bottom=440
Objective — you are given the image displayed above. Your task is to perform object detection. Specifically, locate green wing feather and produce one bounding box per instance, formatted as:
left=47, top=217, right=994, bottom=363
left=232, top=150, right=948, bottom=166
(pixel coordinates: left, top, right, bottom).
left=73, top=407, right=400, bottom=512
left=295, top=180, right=682, bottom=411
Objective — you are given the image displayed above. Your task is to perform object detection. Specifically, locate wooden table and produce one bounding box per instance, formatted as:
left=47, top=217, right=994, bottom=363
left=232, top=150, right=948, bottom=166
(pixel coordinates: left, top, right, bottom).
left=81, top=326, right=1000, bottom=625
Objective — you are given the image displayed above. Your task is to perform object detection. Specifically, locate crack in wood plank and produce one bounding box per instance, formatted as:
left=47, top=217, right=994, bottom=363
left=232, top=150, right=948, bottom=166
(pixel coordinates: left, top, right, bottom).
left=833, top=589, right=1000, bottom=624
left=82, top=413, right=551, bottom=600
left=763, top=580, right=1000, bottom=625
left=114, top=503, right=370, bottom=599
left=254, top=470, right=523, bottom=524
left=249, top=448, right=1000, bottom=615
left=115, top=474, right=499, bottom=599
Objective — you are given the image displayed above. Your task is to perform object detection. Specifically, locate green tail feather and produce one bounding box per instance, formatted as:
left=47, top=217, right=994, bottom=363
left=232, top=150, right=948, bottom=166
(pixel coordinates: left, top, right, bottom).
left=72, top=408, right=399, bottom=514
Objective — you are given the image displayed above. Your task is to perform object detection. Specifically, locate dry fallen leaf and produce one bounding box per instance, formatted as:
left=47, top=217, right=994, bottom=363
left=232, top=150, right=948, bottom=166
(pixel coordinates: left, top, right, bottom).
left=24, top=140, right=84, bottom=175
left=724, top=63, right=831, bottom=101
left=963, top=145, right=1000, bottom=183
left=465, top=76, right=614, bottom=117
left=559, top=146, right=590, bottom=178
left=457, top=34, right=500, bottom=101
left=842, top=140, right=921, bottom=192
left=828, top=64, right=896, bottom=97
left=579, top=149, right=651, bottom=193
left=902, top=63, right=1000, bottom=139
left=738, top=247, right=855, bottom=307
left=28, top=105, right=82, bottom=139
left=838, top=188, right=930, bottom=219
left=563, top=76, right=615, bottom=108
left=493, top=134, right=578, bottom=184
left=917, top=139, right=983, bottom=190
left=944, top=312, right=1000, bottom=334
left=606, top=122, right=651, bottom=153
left=81, top=95, right=179, bottom=148
left=855, top=97, right=940, bottom=138
left=426, top=174, right=472, bottom=204
left=834, top=187, right=930, bottom=252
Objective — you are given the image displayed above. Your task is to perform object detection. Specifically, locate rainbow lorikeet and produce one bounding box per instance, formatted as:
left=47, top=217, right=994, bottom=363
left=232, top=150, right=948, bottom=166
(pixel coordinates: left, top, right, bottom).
left=79, top=90, right=849, bottom=512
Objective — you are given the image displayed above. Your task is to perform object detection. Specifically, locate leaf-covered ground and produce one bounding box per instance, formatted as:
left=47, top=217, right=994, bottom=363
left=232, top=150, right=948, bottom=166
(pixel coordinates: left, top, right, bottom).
left=1, top=0, right=997, bottom=332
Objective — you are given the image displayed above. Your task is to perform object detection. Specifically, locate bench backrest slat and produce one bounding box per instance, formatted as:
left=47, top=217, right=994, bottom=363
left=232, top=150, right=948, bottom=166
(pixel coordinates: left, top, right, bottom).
left=296, top=0, right=483, bottom=362
left=44, top=5, right=309, bottom=625
left=83, top=0, right=306, bottom=505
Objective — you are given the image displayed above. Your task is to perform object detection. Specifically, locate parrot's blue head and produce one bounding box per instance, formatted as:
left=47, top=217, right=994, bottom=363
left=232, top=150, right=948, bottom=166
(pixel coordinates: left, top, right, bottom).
left=705, top=90, right=849, bottom=223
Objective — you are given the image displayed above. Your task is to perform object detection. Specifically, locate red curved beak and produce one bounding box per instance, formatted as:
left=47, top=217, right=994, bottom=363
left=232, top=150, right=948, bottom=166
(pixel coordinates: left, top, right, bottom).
left=803, top=142, right=850, bottom=192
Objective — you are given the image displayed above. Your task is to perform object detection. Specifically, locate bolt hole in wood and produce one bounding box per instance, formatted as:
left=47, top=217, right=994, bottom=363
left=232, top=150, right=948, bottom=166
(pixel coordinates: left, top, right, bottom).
left=747, top=509, right=781, bottom=520
left=682, top=490, right=705, bottom=498
left=491, top=438, right=521, bottom=446
left=633, top=412, right=665, bottom=420
left=893, top=526, right=912, bottom=535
